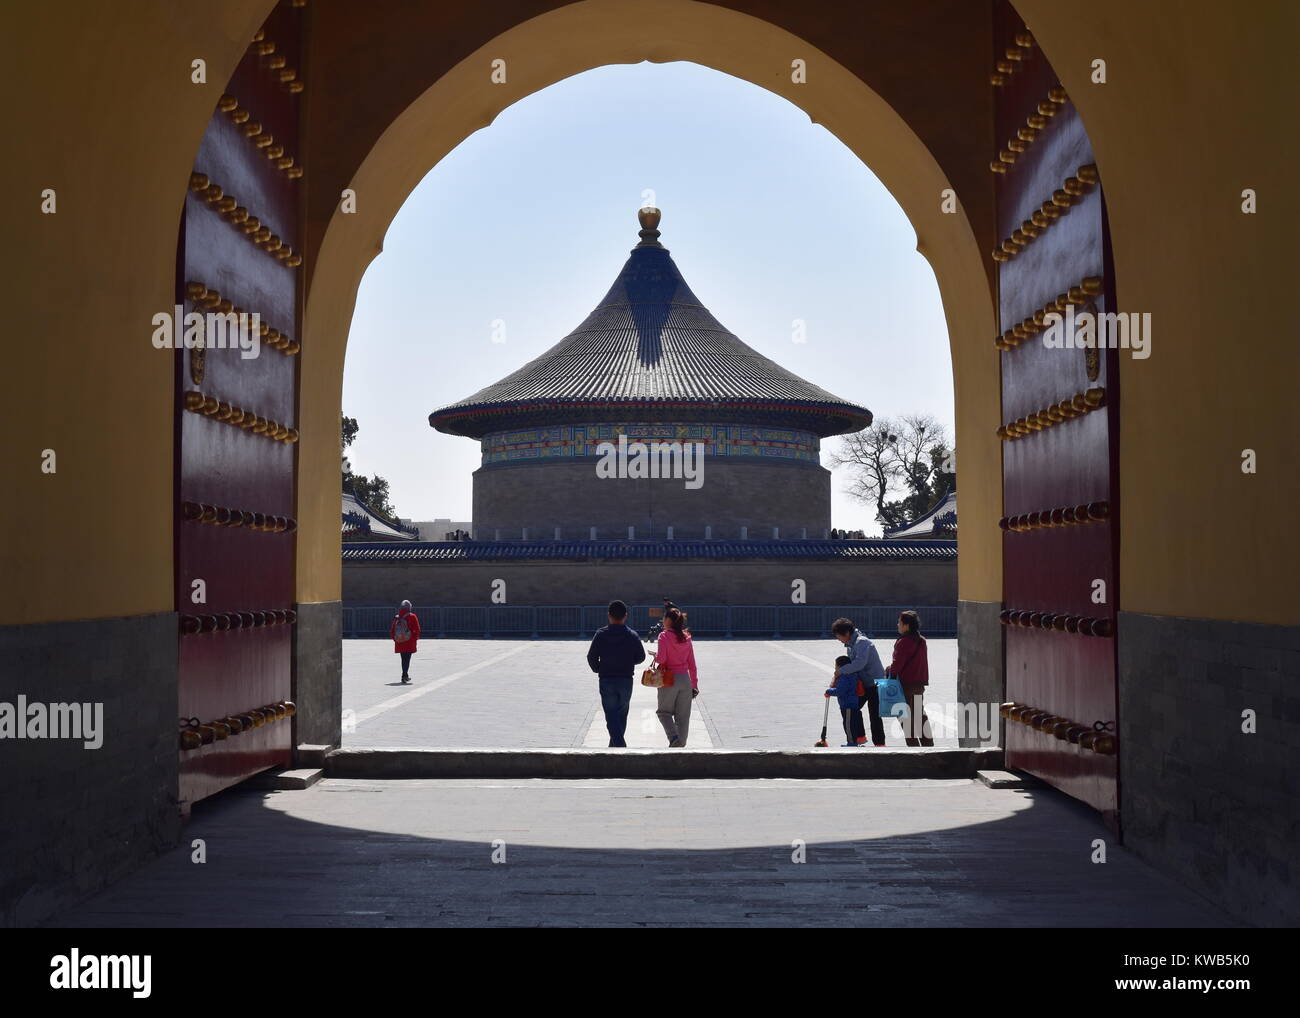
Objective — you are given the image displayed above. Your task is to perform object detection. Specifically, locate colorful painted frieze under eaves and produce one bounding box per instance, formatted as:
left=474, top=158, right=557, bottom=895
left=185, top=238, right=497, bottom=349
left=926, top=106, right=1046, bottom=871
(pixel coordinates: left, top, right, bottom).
left=480, top=422, right=821, bottom=464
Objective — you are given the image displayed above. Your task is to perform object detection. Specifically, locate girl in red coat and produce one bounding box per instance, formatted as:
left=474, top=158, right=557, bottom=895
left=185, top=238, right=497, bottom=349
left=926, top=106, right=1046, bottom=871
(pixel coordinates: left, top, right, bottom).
left=389, top=599, right=421, bottom=683
left=888, top=609, right=933, bottom=746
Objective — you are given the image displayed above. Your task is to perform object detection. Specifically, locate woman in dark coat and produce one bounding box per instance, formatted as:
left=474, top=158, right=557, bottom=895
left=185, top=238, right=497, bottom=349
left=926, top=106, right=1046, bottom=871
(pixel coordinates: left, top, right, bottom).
left=888, top=610, right=933, bottom=746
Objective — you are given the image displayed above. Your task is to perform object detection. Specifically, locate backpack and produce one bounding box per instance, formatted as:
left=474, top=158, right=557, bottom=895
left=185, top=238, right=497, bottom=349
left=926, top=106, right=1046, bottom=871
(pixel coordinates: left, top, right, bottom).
left=393, top=614, right=412, bottom=643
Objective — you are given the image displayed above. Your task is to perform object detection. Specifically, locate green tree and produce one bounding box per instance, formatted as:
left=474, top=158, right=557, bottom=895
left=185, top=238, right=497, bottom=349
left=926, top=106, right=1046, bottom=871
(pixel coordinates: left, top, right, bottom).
left=341, top=413, right=401, bottom=523
left=348, top=474, right=399, bottom=521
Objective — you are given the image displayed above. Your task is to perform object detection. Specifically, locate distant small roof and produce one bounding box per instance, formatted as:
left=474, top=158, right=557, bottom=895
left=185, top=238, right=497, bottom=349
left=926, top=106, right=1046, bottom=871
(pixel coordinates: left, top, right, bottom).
left=884, top=490, right=957, bottom=540
left=429, top=208, right=872, bottom=439
left=342, top=492, right=416, bottom=541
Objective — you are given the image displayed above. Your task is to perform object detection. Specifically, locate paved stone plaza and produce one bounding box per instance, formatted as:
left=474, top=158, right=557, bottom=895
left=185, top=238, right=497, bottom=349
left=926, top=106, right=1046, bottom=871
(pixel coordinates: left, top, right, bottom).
left=341, top=637, right=963, bottom=749
left=37, top=638, right=1239, bottom=927
left=53, top=777, right=1235, bottom=927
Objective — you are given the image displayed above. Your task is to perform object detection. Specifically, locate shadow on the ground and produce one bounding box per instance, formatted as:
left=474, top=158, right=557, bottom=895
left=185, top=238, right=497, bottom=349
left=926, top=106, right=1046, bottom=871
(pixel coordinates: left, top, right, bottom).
left=41, top=777, right=1241, bottom=928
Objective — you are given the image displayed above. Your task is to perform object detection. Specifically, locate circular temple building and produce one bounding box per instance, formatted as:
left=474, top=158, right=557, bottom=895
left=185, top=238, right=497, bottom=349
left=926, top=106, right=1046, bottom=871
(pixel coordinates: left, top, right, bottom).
left=429, top=209, right=872, bottom=542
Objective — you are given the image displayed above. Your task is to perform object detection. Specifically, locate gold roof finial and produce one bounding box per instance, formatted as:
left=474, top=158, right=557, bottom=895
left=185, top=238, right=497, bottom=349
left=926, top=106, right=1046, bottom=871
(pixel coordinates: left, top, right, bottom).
left=636, top=206, right=662, bottom=248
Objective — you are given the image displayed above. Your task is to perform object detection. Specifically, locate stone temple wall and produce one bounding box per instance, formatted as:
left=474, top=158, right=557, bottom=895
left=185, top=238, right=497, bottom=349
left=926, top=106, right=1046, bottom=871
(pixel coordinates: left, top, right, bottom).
left=472, top=456, right=832, bottom=541
left=343, top=556, right=957, bottom=608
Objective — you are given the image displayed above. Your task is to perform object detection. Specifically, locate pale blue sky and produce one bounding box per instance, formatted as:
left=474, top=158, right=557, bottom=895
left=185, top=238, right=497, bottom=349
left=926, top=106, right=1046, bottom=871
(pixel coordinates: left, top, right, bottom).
left=342, top=61, right=953, bottom=535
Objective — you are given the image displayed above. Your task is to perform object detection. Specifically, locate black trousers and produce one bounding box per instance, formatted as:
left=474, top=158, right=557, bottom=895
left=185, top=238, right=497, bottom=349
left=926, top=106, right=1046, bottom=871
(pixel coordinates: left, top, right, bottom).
left=841, top=705, right=865, bottom=743
left=901, top=681, right=934, bottom=746
left=399, top=651, right=412, bottom=676
left=861, top=683, right=886, bottom=746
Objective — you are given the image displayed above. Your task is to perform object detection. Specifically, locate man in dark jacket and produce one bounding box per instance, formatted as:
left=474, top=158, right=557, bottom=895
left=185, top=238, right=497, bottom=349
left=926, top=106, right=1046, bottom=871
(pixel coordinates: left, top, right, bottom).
left=586, top=599, right=646, bottom=747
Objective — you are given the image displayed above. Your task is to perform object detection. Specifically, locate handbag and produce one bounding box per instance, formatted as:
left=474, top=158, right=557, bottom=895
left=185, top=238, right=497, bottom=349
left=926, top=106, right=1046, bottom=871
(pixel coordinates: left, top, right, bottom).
left=876, top=677, right=909, bottom=719
left=640, top=662, right=674, bottom=687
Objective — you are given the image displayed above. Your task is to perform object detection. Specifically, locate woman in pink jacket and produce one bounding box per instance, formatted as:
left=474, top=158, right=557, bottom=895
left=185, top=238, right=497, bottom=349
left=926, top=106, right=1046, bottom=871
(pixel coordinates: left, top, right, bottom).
left=654, top=608, right=699, bottom=747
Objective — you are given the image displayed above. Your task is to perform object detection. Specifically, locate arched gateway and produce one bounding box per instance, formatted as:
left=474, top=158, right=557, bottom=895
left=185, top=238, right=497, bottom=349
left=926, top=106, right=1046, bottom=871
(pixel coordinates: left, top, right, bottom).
left=4, top=0, right=1295, bottom=928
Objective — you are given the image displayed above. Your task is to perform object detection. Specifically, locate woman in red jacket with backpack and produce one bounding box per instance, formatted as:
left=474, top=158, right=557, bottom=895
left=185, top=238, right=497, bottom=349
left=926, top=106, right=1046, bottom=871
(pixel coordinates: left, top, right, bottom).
left=888, top=610, right=933, bottom=746
left=389, top=599, right=421, bottom=684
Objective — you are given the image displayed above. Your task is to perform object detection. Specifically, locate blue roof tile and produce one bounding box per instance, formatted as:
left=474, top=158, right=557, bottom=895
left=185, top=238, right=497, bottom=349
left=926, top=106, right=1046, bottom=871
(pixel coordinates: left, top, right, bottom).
left=342, top=538, right=956, bottom=563
left=429, top=210, right=871, bottom=438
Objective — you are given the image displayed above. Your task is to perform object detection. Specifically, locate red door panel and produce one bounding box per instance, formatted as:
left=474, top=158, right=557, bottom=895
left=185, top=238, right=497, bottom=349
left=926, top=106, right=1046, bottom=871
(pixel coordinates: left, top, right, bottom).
left=175, top=1, right=305, bottom=810
left=994, top=1, right=1120, bottom=826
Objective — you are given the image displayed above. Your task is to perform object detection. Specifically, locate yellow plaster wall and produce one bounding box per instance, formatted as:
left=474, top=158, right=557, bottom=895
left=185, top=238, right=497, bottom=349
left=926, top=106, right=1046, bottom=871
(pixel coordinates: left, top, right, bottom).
left=1019, top=0, right=1300, bottom=624
left=6, top=0, right=1291, bottom=629
left=1, top=0, right=276, bottom=625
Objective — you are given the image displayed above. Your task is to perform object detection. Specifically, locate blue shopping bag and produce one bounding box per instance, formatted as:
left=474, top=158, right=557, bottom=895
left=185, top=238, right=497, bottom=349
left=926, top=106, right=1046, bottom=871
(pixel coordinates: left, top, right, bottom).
left=876, top=677, right=909, bottom=720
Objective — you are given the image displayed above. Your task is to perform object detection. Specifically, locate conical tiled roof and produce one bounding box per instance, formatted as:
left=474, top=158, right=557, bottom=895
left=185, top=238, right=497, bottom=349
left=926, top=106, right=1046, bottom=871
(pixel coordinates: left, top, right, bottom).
left=429, top=209, right=872, bottom=438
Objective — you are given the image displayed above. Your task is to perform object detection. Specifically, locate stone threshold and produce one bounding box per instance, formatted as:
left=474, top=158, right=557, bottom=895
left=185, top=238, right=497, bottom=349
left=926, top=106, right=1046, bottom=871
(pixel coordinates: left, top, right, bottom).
left=323, top=746, right=1004, bottom=780
left=248, top=767, right=325, bottom=790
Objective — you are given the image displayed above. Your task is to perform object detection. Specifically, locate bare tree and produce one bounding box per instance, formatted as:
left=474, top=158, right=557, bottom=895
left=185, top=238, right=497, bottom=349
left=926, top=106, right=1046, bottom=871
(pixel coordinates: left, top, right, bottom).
left=830, top=415, right=953, bottom=529
left=891, top=413, right=948, bottom=496
left=826, top=418, right=903, bottom=520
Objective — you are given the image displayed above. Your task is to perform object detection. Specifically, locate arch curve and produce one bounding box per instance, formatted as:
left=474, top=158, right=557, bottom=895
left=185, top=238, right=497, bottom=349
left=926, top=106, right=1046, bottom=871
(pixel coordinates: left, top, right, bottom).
left=297, top=0, right=1000, bottom=603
